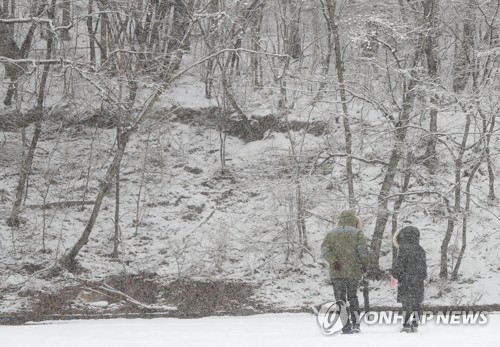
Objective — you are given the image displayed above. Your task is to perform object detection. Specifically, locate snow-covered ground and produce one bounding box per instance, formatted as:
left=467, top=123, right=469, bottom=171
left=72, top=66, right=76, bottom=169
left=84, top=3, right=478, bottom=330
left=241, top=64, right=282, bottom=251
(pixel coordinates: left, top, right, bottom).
left=1, top=313, right=498, bottom=347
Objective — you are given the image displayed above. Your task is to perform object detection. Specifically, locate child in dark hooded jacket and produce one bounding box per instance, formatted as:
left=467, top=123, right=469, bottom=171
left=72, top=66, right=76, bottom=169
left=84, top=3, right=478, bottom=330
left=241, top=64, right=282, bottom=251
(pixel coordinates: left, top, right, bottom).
left=392, top=226, right=427, bottom=333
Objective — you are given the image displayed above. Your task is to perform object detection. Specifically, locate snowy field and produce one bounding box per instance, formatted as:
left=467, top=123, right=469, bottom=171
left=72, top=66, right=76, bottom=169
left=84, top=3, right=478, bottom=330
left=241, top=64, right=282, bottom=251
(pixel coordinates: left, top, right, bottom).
left=0, top=313, right=498, bottom=347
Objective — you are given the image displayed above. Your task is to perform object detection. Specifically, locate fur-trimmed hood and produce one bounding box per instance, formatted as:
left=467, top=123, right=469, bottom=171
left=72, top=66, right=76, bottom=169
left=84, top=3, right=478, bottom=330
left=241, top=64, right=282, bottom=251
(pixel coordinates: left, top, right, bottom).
left=393, top=226, right=420, bottom=248
left=336, top=210, right=364, bottom=229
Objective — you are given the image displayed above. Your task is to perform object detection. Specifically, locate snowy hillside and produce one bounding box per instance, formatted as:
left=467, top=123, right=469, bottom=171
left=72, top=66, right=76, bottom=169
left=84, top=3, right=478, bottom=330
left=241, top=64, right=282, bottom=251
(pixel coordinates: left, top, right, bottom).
left=1, top=73, right=499, bottom=317
left=1, top=0, right=500, bottom=323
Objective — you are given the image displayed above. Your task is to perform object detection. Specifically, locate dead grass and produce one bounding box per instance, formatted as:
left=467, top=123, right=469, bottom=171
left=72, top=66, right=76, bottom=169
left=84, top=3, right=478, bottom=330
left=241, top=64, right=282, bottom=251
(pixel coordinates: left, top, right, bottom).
left=21, top=273, right=262, bottom=318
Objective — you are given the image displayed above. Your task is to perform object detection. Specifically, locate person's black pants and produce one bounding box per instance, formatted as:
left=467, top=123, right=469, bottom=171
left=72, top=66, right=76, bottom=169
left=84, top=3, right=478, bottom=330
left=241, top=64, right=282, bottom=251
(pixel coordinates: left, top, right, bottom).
left=402, top=300, right=421, bottom=327
left=332, top=278, right=360, bottom=327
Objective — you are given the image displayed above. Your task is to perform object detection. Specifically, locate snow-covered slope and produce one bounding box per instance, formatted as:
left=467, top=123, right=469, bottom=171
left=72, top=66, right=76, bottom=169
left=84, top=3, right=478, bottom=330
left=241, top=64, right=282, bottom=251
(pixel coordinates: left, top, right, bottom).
left=1, top=73, right=499, bottom=315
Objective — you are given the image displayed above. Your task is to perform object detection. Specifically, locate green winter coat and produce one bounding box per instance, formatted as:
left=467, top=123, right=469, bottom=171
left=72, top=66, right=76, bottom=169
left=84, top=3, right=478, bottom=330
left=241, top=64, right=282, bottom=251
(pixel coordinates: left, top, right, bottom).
left=321, top=211, right=369, bottom=280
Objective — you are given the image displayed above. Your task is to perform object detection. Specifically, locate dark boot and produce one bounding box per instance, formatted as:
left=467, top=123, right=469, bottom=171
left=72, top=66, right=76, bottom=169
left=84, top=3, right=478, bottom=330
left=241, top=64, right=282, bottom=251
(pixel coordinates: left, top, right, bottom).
left=410, top=321, right=419, bottom=333
left=341, top=324, right=353, bottom=334
left=401, top=325, right=412, bottom=333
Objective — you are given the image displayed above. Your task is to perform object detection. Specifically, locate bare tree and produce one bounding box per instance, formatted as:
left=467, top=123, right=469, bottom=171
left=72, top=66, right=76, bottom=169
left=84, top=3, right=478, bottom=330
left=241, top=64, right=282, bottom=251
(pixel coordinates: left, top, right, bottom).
left=322, top=0, right=355, bottom=208
left=451, top=0, right=475, bottom=94
left=439, top=112, right=471, bottom=279
left=59, top=1, right=205, bottom=267
left=422, top=0, right=440, bottom=167
left=86, top=0, right=95, bottom=67
left=367, top=1, right=425, bottom=276
left=5, top=0, right=53, bottom=227
left=0, top=3, right=39, bottom=106
left=280, top=0, right=302, bottom=59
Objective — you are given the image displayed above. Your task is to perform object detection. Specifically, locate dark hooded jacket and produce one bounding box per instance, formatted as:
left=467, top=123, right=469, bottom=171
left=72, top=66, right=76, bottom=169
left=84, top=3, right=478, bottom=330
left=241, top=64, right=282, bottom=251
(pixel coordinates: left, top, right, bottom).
left=392, top=226, right=427, bottom=303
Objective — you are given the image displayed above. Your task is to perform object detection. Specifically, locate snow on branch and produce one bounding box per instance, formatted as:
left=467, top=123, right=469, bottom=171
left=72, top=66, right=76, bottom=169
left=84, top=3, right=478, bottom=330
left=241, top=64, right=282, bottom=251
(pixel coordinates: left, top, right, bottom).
left=98, top=283, right=177, bottom=312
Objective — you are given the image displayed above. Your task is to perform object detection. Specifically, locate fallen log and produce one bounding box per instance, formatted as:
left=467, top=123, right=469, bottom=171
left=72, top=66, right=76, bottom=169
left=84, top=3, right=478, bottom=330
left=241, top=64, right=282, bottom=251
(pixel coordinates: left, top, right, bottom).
left=26, top=200, right=95, bottom=209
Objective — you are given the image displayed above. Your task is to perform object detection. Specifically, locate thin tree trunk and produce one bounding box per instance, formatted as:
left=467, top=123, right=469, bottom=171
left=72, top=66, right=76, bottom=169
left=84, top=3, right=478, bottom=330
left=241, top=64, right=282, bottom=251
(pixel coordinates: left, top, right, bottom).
left=452, top=1, right=475, bottom=93
left=317, top=0, right=333, bottom=97
left=61, top=0, right=71, bottom=41
left=326, top=0, right=354, bottom=208
left=0, top=0, right=14, bottom=104
left=61, top=131, right=130, bottom=268
left=203, top=0, right=218, bottom=98
left=451, top=153, right=481, bottom=280
left=369, top=141, right=403, bottom=275
left=423, top=0, right=439, bottom=168
left=440, top=113, right=471, bottom=278
left=486, top=143, right=495, bottom=201
left=296, top=179, right=307, bottom=254
left=112, top=128, right=121, bottom=258
left=99, top=11, right=108, bottom=65
left=134, top=133, right=150, bottom=236
left=170, top=0, right=191, bottom=52
left=251, top=4, right=264, bottom=88
left=87, top=0, right=95, bottom=67
left=391, top=152, right=413, bottom=268
left=7, top=120, right=41, bottom=227
left=36, top=7, right=55, bottom=109
left=479, top=110, right=496, bottom=201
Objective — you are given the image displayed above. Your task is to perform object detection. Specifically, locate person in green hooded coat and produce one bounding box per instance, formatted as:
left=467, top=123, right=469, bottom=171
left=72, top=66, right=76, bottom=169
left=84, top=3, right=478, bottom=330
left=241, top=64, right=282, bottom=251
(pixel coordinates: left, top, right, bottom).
left=321, top=210, right=369, bottom=334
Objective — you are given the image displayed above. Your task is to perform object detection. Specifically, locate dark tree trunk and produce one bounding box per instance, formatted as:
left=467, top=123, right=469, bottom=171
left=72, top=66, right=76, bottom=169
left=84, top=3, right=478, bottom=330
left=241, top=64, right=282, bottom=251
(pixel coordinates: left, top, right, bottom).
left=285, top=0, right=301, bottom=59
left=7, top=0, right=54, bottom=227
left=369, top=136, right=405, bottom=276
left=2, top=0, right=9, bottom=14
left=440, top=113, right=471, bottom=278
left=423, top=0, right=440, bottom=167
left=324, top=0, right=354, bottom=208
left=61, top=0, right=71, bottom=41
left=319, top=0, right=334, bottom=95
left=1, top=5, right=37, bottom=106
left=87, top=0, right=95, bottom=67
left=451, top=153, right=481, bottom=280
left=61, top=131, right=130, bottom=268
left=99, top=12, right=108, bottom=65
left=452, top=1, right=475, bottom=93
left=36, top=7, right=55, bottom=109
left=250, top=3, right=264, bottom=87
left=369, top=78, right=418, bottom=277
left=112, top=127, right=121, bottom=258
left=170, top=0, right=191, bottom=52
left=7, top=120, right=42, bottom=227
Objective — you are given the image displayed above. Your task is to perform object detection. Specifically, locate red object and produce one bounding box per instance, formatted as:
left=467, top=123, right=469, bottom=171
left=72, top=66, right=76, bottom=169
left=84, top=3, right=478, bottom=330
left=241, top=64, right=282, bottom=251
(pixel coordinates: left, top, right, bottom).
left=333, top=261, right=342, bottom=271
left=390, top=276, right=397, bottom=288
